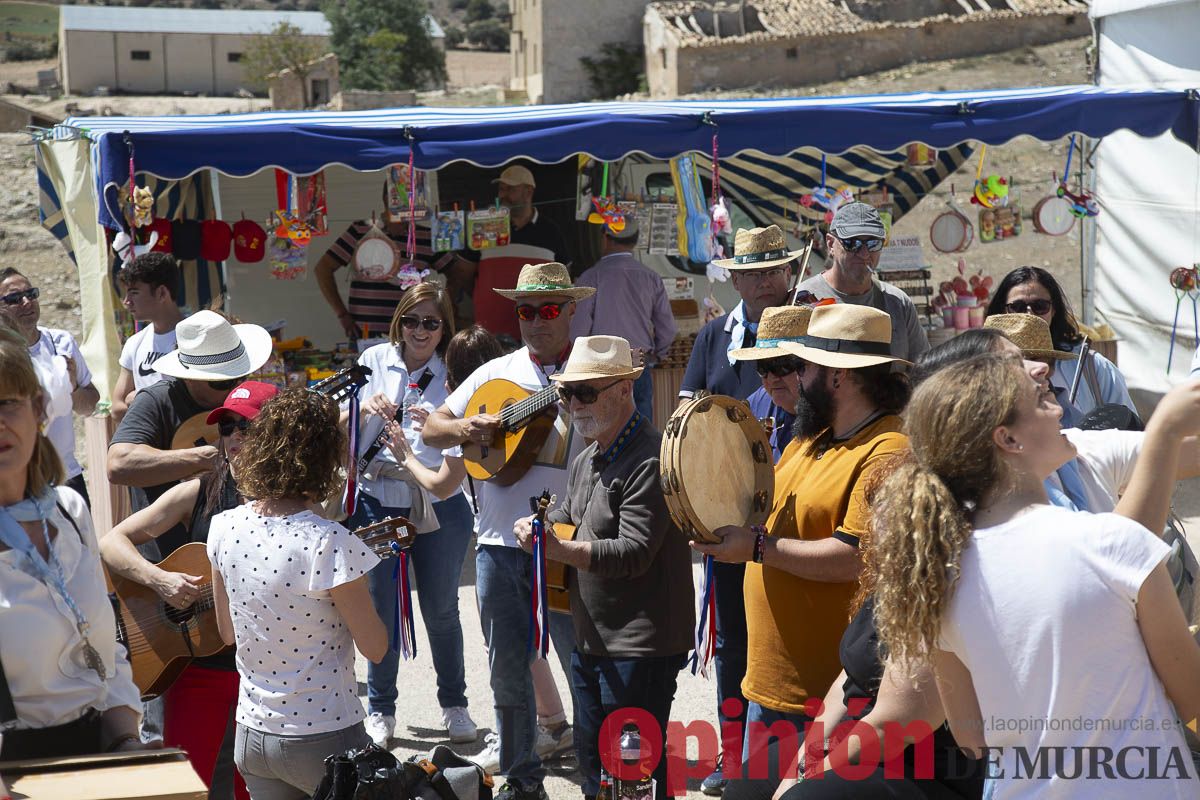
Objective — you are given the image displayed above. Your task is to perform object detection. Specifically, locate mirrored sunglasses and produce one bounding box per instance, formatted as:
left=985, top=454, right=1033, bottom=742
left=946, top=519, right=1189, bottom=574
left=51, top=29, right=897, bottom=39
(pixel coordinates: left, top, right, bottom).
left=516, top=301, right=570, bottom=322
left=838, top=237, right=884, bottom=253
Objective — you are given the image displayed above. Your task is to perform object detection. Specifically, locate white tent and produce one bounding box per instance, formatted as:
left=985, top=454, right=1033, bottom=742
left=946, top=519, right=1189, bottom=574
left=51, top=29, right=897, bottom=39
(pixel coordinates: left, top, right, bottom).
left=1091, top=0, right=1200, bottom=394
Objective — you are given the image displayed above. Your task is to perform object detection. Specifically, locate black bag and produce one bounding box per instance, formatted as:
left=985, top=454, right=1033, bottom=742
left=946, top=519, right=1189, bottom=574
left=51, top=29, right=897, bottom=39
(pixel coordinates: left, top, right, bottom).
left=311, top=743, right=493, bottom=800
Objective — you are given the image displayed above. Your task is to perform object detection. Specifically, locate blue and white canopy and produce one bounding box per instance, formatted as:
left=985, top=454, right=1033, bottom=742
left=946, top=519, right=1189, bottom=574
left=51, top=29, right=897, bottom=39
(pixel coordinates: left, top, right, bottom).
left=55, top=85, right=1200, bottom=230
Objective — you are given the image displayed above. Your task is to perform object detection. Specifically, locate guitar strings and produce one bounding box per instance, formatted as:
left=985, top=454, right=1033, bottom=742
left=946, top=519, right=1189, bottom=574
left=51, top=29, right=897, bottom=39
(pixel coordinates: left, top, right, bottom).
left=498, top=385, right=559, bottom=427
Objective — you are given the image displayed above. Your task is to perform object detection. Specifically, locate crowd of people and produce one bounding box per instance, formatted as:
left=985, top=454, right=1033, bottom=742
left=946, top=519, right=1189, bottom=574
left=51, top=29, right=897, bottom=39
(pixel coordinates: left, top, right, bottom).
left=2, top=188, right=1199, bottom=800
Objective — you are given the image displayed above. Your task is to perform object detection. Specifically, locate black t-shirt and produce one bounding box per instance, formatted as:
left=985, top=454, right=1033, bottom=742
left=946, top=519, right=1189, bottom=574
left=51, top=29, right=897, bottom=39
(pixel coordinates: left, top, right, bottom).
left=110, top=377, right=207, bottom=556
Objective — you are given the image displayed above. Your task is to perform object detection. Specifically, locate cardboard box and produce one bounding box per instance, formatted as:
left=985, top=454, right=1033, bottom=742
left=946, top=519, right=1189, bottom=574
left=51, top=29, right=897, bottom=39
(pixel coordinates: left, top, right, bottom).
left=0, top=748, right=206, bottom=800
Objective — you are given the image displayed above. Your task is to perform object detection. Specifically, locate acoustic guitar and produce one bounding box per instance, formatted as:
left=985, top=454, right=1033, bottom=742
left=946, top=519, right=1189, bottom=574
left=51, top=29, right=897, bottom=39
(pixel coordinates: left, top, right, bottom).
left=461, top=380, right=561, bottom=485
left=111, top=515, right=416, bottom=699
left=546, top=521, right=576, bottom=614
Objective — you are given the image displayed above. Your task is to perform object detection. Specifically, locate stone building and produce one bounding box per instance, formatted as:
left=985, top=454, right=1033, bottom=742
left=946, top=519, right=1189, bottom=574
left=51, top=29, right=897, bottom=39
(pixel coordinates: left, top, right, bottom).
left=508, top=0, right=655, bottom=104
left=644, top=0, right=1091, bottom=97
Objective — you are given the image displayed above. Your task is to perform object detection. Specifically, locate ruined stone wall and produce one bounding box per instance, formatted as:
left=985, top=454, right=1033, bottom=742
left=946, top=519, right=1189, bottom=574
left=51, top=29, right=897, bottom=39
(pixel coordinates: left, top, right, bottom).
left=843, top=0, right=966, bottom=23
left=537, top=0, right=654, bottom=103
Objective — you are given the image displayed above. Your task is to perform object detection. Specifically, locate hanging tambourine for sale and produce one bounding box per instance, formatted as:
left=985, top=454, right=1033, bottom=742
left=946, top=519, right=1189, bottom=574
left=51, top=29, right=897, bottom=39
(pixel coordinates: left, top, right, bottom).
left=1032, top=186, right=1076, bottom=236
left=929, top=186, right=974, bottom=254
left=352, top=214, right=400, bottom=282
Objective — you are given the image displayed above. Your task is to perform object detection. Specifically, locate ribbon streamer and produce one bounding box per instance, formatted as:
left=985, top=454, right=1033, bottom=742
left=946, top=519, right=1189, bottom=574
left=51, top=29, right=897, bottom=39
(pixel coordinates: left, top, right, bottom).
left=393, top=549, right=418, bottom=660
left=529, top=513, right=551, bottom=660
left=342, top=390, right=360, bottom=518
left=690, top=554, right=717, bottom=677
left=407, top=141, right=417, bottom=263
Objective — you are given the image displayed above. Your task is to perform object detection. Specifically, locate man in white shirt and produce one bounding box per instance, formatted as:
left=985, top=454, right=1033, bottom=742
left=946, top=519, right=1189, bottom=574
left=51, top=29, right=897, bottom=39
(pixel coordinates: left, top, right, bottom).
left=424, top=262, right=591, bottom=800
left=0, top=267, right=99, bottom=505
left=113, top=253, right=185, bottom=421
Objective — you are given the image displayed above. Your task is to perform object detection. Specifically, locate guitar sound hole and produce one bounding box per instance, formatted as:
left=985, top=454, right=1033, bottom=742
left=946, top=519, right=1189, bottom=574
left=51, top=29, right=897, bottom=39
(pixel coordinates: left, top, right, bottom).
left=164, top=604, right=197, bottom=626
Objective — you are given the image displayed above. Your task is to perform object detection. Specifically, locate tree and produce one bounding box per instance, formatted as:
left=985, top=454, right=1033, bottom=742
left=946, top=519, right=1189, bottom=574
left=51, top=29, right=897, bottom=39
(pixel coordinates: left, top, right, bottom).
left=581, top=43, right=644, bottom=99
left=444, top=25, right=466, bottom=50
left=467, top=19, right=508, bottom=52
left=325, top=0, right=447, bottom=91
left=241, top=22, right=326, bottom=105
left=465, top=0, right=493, bottom=23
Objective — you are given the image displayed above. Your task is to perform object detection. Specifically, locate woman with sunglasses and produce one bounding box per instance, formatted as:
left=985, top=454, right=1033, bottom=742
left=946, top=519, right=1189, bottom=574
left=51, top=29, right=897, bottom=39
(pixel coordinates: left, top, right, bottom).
left=100, top=380, right=279, bottom=800
left=730, top=306, right=814, bottom=462
left=985, top=266, right=1135, bottom=426
left=346, top=281, right=479, bottom=748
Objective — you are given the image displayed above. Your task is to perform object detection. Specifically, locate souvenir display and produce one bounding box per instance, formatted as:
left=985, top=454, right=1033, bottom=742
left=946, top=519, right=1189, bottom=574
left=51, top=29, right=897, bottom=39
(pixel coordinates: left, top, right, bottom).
left=352, top=217, right=400, bottom=281
left=467, top=206, right=511, bottom=249
left=670, top=154, right=714, bottom=264
left=387, top=164, right=431, bottom=221
left=433, top=208, right=465, bottom=251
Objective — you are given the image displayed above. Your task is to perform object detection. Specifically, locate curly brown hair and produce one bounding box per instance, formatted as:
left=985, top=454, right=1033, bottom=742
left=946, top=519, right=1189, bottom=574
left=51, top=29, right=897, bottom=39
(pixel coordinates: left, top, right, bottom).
left=232, top=388, right=345, bottom=502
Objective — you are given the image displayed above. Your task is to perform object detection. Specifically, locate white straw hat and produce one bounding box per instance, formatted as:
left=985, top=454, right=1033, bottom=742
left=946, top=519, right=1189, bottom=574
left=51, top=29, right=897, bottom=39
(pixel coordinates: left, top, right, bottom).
left=550, top=335, right=643, bottom=383
left=152, top=310, right=273, bottom=381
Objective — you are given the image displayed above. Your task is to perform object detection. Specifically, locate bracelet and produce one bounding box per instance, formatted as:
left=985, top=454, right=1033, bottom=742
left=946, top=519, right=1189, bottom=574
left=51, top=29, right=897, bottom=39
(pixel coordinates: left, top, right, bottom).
left=105, top=733, right=141, bottom=752
left=751, top=525, right=767, bottom=563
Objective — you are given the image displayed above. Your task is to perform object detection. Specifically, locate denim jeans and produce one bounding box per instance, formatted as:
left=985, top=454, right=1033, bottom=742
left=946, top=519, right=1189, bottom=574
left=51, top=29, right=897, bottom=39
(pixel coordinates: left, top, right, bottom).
left=352, top=492, right=475, bottom=714
left=633, top=369, right=655, bottom=422
left=570, top=651, right=687, bottom=800
left=476, top=544, right=576, bottom=790
left=234, top=721, right=369, bottom=800
left=714, top=561, right=749, bottom=745
left=721, top=701, right=812, bottom=800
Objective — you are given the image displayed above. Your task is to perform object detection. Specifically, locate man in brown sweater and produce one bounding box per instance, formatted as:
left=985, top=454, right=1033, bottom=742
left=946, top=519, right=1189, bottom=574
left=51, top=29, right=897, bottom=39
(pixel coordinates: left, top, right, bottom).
left=515, top=335, right=694, bottom=800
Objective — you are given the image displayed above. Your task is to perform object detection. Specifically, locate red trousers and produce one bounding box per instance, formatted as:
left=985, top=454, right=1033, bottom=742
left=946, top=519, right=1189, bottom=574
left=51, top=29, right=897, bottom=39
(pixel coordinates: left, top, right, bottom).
left=164, top=664, right=249, bottom=800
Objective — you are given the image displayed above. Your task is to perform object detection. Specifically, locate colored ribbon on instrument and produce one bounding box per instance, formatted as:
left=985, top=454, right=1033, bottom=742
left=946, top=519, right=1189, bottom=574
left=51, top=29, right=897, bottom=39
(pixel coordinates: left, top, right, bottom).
left=342, top=390, right=361, bottom=518
left=406, top=140, right=417, bottom=264
left=528, top=514, right=551, bottom=660
left=690, top=554, right=717, bottom=677
left=392, top=549, right=418, bottom=660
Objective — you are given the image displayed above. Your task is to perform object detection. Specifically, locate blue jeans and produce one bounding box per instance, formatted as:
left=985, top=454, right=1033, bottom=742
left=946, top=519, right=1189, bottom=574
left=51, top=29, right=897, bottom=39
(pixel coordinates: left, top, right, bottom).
left=476, top=544, right=576, bottom=790
left=714, top=561, right=749, bottom=748
left=570, top=651, right=686, bottom=800
left=353, top=492, right=475, bottom=714
left=633, top=369, right=655, bottom=422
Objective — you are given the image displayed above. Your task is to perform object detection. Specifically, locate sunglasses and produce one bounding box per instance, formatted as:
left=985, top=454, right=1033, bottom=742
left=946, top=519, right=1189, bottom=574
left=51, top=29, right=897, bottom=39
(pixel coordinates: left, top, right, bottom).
left=755, top=357, right=805, bottom=379
left=217, top=417, right=251, bottom=437
left=207, top=378, right=239, bottom=391
left=557, top=379, right=621, bottom=405
left=1005, top=299, right=1053, bottom=315
left=400, top=315, right=443, bottom=332
left=516, top=301, right=571, bottom=322
left=1, top=287, right=39, bottom=306
left=837, top=237, right=885, bottom=253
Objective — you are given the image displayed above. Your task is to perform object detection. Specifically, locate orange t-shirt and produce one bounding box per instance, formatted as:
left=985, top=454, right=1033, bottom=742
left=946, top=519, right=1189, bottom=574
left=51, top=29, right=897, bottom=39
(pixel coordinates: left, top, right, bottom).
left=742, top=415, right=907, bottom=714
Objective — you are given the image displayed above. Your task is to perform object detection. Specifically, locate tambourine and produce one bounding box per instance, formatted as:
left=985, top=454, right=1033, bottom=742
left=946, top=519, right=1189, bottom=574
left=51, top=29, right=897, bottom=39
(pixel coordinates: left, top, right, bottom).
left=660, top=394, right=774, bottom=543
left=352, top=232, right=400, bottom=282
left=929, top=207, right=974, bottom=254
left=1031, top=195, right=1076, bottom=236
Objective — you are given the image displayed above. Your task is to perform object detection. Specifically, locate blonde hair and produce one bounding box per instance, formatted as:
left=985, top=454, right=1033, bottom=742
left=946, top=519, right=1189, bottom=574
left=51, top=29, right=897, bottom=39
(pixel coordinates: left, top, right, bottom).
left=388, top=282, right=457, bottom=352
left=0, top=325, right=64, bottom=496
left=866, top=354, right=1023, bottom=668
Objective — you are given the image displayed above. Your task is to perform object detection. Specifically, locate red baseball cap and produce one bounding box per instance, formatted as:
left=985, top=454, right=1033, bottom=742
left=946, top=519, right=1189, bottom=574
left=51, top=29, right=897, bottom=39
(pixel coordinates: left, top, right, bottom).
left=233, top=219, right=267, bottom=263
left=201, top=220, right=233, bottom=261
left=206, top=380, right=280, bottom=424
left=147, top=218, right=173, bottom=253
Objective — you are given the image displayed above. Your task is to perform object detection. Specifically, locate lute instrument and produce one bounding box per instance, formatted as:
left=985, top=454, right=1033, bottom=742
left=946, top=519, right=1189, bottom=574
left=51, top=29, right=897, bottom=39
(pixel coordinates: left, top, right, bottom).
left=461, top=380, right=561, bottom=485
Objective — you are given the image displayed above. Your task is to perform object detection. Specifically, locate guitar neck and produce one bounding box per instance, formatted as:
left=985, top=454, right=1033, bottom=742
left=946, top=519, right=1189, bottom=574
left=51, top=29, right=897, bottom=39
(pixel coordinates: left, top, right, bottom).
left=500, top=384, right=560, bottom=432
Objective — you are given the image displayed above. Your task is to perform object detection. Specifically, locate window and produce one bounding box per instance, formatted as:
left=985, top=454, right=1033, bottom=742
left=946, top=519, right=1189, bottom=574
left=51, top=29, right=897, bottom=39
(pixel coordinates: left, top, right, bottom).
left=785, top=47, right=798, bottom=60
left=227, top=52, right=242, bottom=63
left=310, top=78, right=330, bottom=105
left=130, top=50, right=151, bottom=61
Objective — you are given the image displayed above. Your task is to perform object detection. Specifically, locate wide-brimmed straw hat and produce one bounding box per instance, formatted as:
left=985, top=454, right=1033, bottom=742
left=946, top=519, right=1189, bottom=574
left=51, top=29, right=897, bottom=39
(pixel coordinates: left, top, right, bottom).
left=983, top=313, right=1078, bottom=361
left=731, top=306, right=813, bottom=361
left=492, top=262, right=596, bottom=301
left=779, top=304, right=909, bottom=368
left=550, top=335, right=643, bottom=383
left=711, top=225, right=804, bottom=270
left=152, top=309, right=273, bottom=381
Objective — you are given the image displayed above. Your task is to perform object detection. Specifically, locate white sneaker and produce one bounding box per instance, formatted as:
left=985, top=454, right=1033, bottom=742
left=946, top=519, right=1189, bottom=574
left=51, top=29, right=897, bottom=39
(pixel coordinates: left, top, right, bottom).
left=470, top=731, right=501, bottom=774
left=534, top=723, right=573, bottom=758
left=365, top=712, right=395, bottom=748
left=442, top=706, right=479, bottom=744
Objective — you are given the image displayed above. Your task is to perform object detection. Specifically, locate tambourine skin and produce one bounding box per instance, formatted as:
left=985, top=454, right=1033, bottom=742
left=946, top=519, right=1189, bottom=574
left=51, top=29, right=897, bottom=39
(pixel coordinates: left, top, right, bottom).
left=660, top=394, right=775, bottom=543
left=1032, top=195, right=1076, bottom=236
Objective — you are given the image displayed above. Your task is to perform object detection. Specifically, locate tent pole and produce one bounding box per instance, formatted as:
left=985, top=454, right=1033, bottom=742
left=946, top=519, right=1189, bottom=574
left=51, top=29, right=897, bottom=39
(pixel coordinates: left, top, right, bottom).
left=1081, top=136, right=1098, bottom=327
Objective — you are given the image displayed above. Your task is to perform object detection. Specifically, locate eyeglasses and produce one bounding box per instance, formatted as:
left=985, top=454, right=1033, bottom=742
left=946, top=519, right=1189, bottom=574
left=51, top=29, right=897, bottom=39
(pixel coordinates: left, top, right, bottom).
left=755, top=357, right=805, bottom=379
left=557, top=378, right=622, bottom=405
left=837, top=237, right=884, bottom=253
left=400, top=315, right=443, bottom=332
left=217, top=418, right=251, bottom=437
left=207, top=378, right=238, bottom=391
left=516, top=301, right=571, bottom=322
left=739, top=267, right=788, bottom=283
left=1006, top=299, right=1053, bottom=315
left=1, top=287, right=39, bottom=306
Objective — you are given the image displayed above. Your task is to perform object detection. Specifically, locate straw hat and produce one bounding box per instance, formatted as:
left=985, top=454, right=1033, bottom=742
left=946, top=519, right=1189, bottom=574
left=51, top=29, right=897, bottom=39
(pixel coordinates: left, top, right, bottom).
left=711, top=225, right=804, bottom=270
left=983, top=313, right=1078, bottom=361
left=492, top=262, right=596, bottom=301
left=550, top=335, right=643, bottom=383
left=152, top=310, right=273, bottom=381
left=779, top=304, right=909, bottom=368
left=731, top=306, right=813, bottom=361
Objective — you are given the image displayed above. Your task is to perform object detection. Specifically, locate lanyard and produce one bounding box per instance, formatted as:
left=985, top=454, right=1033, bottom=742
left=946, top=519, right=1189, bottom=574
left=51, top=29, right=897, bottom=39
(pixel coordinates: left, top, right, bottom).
left=0, top=498, right=107, bottom=682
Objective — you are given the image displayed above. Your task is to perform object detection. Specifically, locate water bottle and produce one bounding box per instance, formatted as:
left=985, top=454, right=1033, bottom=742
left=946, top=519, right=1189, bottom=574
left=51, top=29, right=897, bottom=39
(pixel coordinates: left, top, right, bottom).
left=401, top=380, right=423, bottom=425
left=619, top=729, right=641, bottom=764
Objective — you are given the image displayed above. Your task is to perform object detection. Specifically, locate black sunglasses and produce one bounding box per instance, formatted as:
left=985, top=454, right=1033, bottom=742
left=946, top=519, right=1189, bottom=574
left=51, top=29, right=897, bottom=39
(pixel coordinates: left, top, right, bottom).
left=207, top=378, right=239, bottom=391
left=400, top=315, right=443, bottom=332
left=837, top=237, right=884, bottom=253
left=557, top=378, right=622, bottom=405
left=1005, top=299, right=1053, bottom=315
left=516, top=301, right=570, bottom=322
left=755, top=357, right=805, bottom=379
left=1, top=287, right=39, bottom=306
left=217, top=418, right=251, bottom=437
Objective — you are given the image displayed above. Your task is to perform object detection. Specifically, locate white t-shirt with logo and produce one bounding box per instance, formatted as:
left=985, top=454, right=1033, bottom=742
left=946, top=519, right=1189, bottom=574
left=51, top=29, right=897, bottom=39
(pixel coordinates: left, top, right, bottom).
left=940, top=506, right=1193, bottom=797
left=443, top=346, right=583, bottom=548
left=119, top=325, right=178, bottom=391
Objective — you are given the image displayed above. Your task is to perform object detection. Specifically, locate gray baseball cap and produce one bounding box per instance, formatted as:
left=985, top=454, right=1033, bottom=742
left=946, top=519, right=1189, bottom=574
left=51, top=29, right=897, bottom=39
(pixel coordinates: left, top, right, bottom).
left=830, top=201, right=886, bottom=239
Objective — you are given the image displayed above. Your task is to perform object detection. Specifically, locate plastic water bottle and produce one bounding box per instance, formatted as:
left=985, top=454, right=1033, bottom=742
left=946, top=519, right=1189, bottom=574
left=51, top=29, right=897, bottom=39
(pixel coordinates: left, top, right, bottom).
left=619, top=729, right=641, bottom=763
left=401, top=380, right=423, bottom=425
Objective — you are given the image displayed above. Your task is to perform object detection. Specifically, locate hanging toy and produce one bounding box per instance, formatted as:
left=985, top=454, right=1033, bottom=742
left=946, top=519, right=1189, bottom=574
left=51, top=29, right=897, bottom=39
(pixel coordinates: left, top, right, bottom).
left=1167, top=265, right=1200, bottom=373
left=1057, top=135, right=1100, bottom=219
left=587, top=196, right=626, bottom=232
left=798, top=155, right=854, bottom=224
left=112, top=230, right=159, bottom=269
left=968, top=145, right=1009, bottom=209
left=130, top=186, right=154, bottom=228
left=708, top=131, right=732, bottom=260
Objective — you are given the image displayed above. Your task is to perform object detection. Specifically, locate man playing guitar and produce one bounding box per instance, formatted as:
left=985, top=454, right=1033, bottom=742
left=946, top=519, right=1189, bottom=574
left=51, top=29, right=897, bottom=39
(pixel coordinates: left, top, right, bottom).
left=422, top=262, right=590, bottom=800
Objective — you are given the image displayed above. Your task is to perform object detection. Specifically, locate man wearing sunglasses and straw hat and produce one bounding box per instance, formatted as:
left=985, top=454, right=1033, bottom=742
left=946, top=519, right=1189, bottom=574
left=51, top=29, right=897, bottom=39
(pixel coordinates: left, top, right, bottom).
left=795, top=202, right=929, bottom=363
left=693, top=304, right=910, bottom=797
left=424, top=262, right=592, bottom=800
left=513, top=335, right=693, bottom=800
